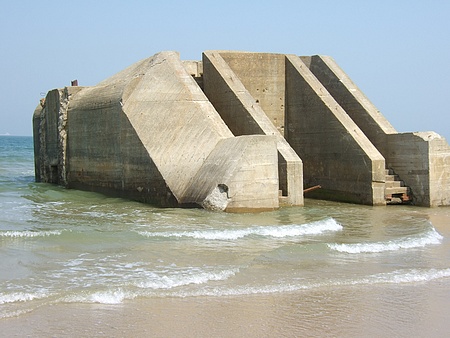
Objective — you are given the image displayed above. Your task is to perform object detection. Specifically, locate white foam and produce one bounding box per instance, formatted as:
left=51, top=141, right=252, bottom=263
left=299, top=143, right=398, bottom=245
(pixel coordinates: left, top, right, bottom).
left=138, top=218, right=342, bottom=241
left=368, top=268, right=450, bottom=284
left=135, top=268, right=239, bottom=290
left=61, top=268, right=239, bottom=304
left=257, top=218, right=342, bottom=237
left=328, top=227, right=443, bottom=253
left=63, top=289, right=131, bottom=304
left=0, top=230, right=63, bottom=238
left=62, top=266, right=450, bottom=302
left=0, top=291, right=48, bottom=304
left=88, top=290, right=128, bottom=304
left=0, top=308, right=35, bottom=319
left=175, top=283, right=301, bottom=298
left=174, top=268, right=450, bottom=298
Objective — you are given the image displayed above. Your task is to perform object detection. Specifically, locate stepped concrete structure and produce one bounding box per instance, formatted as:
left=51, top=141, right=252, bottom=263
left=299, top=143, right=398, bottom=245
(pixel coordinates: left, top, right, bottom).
left=33, top=51, right=450, bottom=210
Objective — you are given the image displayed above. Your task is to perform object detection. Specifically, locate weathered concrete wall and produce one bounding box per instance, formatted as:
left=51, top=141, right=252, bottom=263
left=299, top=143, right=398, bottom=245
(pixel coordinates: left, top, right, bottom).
left=386, top=132, right=450, bottom=206
left=32, top=104, right=42, bottom=181
left=33, top=87, right=82, bottom=185
left=34, top=90, right=60, bottom=184
left=285, top=55, right=386, bottom=205
left=220, top=52, right=286, bottom=136
left=428, top=135, right=450, bottom=206
left=203, top=51, right=303, bottom=206
left=182, top=60, right=203, bottom=77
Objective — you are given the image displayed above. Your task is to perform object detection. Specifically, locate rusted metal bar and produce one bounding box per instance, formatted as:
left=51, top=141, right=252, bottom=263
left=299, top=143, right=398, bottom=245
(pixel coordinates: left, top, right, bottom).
left=303, top=185, right=321, bottom=193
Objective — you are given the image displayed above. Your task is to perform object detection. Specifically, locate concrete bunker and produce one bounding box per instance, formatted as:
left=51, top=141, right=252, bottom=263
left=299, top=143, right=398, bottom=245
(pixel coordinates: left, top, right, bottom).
left=33, top=51, right=450, bottom=210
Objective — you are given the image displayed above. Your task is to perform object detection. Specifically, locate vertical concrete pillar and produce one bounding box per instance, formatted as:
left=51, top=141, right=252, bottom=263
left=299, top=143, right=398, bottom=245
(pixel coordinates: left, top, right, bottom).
left=386, top=132, right=450, bottom=206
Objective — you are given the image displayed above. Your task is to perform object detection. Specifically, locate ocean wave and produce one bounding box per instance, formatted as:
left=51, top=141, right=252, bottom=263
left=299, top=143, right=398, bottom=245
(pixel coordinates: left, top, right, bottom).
left=174, top=267, right=450, bottom=298
left=138, top=218, right=342, bottom=241
left=0, top=230, right=63, bottom=238
left=366, top=268, right=450, bottom=284
left=0, top=291, right=49, bottom=305
left=134, top=267, right=239, bottom=290
left=5, top=267, right=449, bottom=306
left=62, top=268, right=239, bottom=304
left=64, top=289, right=131, bottom=305
left=327, top=227, right=443, bottom=253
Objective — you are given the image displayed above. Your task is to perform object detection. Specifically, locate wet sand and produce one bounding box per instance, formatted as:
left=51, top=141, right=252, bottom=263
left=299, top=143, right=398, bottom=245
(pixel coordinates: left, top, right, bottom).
left=2, top=279, right=449, bottom=337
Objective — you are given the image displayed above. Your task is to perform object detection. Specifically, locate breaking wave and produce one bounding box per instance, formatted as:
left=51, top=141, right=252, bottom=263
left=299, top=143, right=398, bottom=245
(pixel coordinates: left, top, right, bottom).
left=327, top=227, right=443, bottom=253
left=175, top=267, right=450, bottom=298
left=133, top=268, right=239, bottom=290
left=0, top=230, right=63, bottom=238
left=63, top=268, right=239, bottom=304
left=0, top=291, right=49, bottom=305
left=138, top=218, right=342, bottom=240
left=2, top=264, right=449, bottom=308
left=64, top=289, right=130, bottom=305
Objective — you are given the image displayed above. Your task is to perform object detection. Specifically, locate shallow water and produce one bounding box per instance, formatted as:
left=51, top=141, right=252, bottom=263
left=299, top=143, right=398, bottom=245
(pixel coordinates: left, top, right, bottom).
left=1, top=136, right=449, bottom=337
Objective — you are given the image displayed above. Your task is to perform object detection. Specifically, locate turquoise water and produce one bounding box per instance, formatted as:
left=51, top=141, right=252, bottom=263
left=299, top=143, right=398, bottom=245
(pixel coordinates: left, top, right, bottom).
left=1, top=136, right=449, bottom=335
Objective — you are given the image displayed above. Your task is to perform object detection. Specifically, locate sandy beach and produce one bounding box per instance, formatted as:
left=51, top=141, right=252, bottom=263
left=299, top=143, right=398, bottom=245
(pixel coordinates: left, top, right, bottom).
left=3, top=215, right=450, bottom=338
left=2, top=281, right=449, bottom=337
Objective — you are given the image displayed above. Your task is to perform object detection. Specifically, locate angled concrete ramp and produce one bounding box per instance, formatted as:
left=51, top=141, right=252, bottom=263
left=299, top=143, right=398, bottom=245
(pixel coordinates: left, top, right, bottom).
left=284, top=55, right=386, bottom=205
left=300, top=55, right=397, bottom=156
left=301, top=55, right=450, bottom=206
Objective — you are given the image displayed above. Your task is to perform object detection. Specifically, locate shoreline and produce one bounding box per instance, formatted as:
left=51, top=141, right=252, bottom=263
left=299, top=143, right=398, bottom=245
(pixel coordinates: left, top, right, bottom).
left=2, top=280, right=449, bottom=337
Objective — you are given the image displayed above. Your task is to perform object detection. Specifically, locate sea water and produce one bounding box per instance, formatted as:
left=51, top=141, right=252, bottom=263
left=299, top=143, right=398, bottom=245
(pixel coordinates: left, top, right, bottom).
left=1, top=136, right=449, bottom=336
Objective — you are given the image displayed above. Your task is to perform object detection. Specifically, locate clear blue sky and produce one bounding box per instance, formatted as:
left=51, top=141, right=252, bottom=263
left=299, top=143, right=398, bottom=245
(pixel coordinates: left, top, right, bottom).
left=1, top=0, right=449, bottom=141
